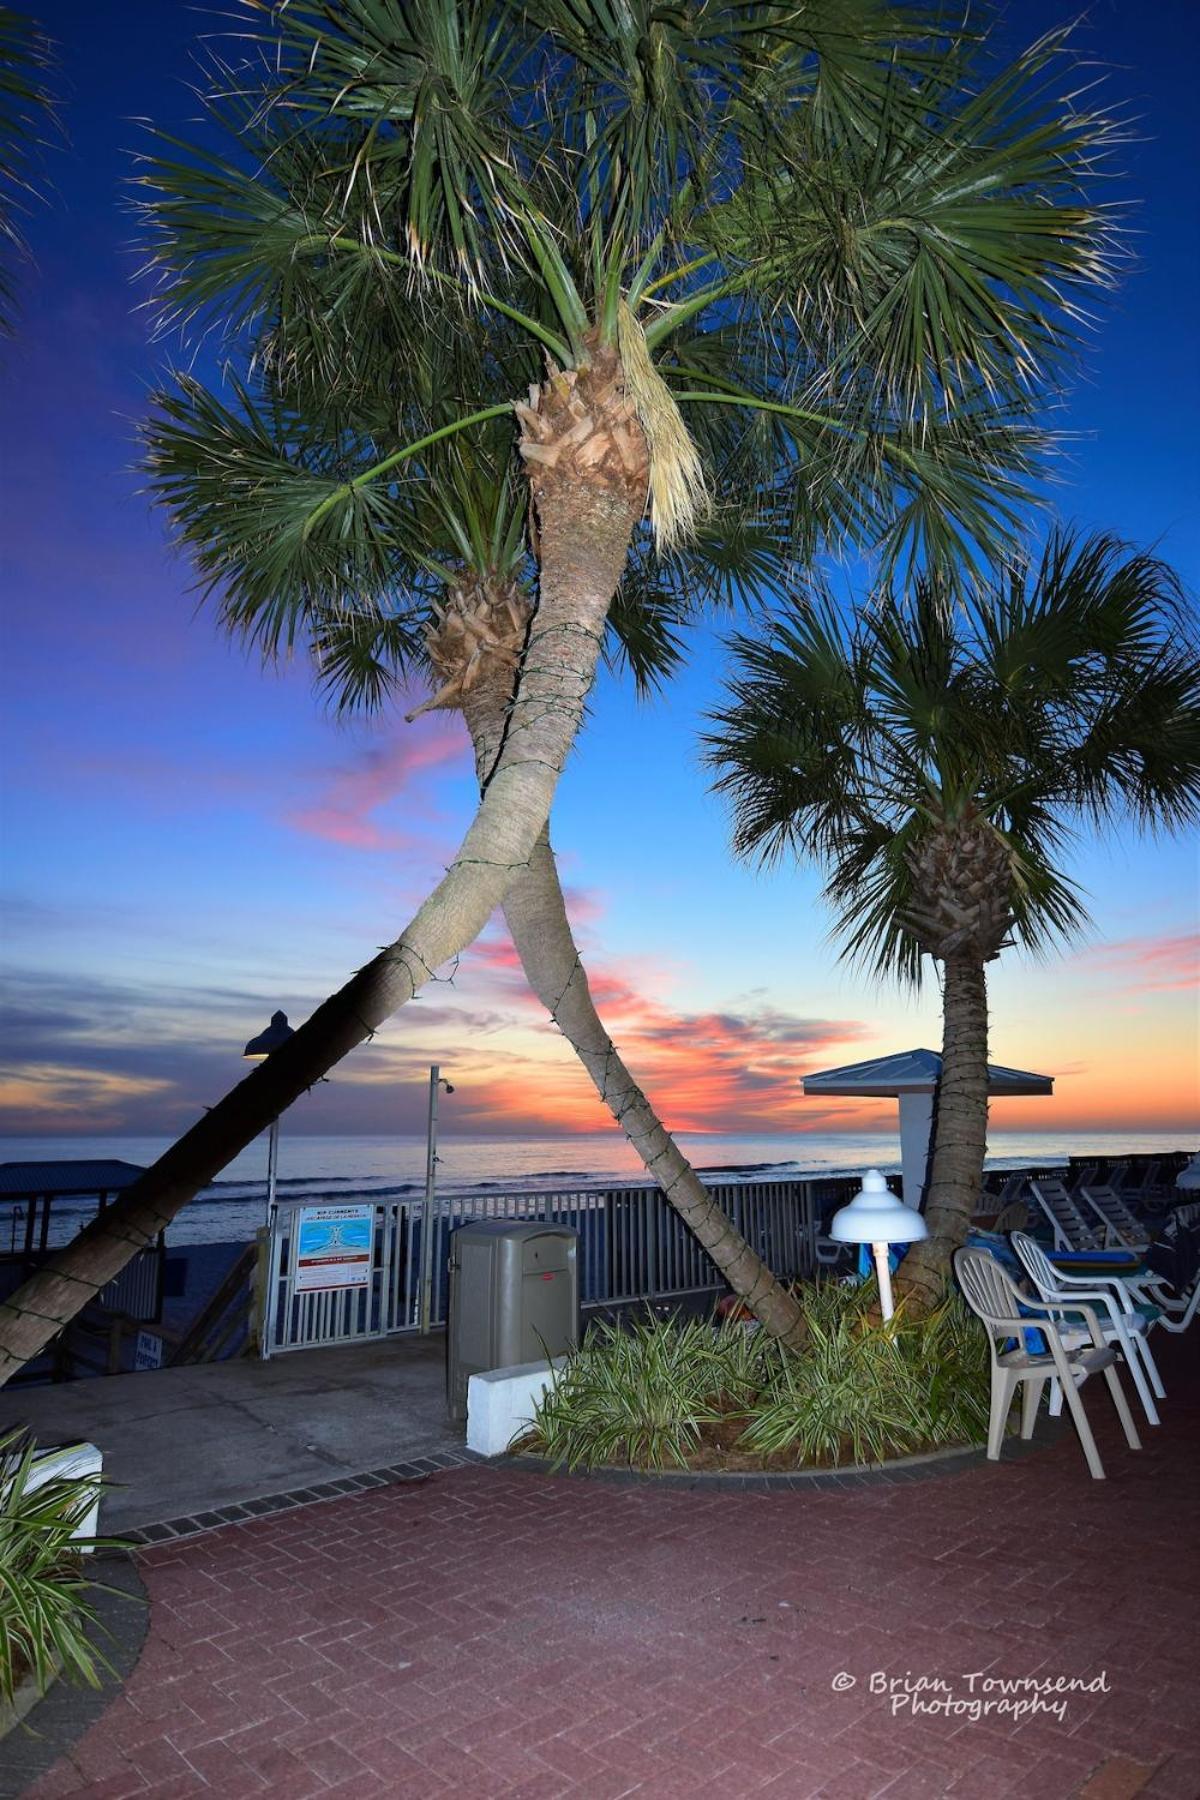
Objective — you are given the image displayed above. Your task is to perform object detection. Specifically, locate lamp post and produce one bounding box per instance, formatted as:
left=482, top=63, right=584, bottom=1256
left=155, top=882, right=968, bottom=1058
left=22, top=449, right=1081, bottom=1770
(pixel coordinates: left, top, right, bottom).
left=828, top=1170, right=928, bottom=1321
left=243, top=1010, right=295, bottom=1223
left=419, top=1065, right=455, bottom=1334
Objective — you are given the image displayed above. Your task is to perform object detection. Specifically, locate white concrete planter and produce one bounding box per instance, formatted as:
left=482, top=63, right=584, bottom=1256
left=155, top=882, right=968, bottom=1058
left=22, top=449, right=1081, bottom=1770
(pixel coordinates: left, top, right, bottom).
left=17, top=1443, right=104, bottom=1546
left=466, top=1358, right=566, bottom=1458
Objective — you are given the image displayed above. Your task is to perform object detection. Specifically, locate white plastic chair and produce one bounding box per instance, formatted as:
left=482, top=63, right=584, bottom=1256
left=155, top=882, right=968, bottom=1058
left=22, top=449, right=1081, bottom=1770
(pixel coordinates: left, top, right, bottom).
left=954, top=1246, right=1141, bottom=1480
left=1024, top=1214, right=1200, bottom=1338
left=1080, top=1185, right=1150, bottom=1253
left=1010, top=1232, right=1165, bottom=1427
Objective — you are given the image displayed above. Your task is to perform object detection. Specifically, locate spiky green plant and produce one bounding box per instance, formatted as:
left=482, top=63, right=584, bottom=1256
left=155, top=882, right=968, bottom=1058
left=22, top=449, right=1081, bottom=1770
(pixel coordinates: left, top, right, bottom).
left=0, top=1433, right=120, bottom=1708
left=525, top=1288, right=992, bottom=1471
left=529, top=1313, right=724, bottom=1471
left=738, top=1284, right=991, bottom=1464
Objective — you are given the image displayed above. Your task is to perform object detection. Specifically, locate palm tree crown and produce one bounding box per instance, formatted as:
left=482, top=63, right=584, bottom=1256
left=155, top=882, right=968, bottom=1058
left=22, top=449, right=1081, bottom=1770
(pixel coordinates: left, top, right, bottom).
left=706, top=531, right=1200, bottom=985
left=140, top=0, right=1126, bottom=613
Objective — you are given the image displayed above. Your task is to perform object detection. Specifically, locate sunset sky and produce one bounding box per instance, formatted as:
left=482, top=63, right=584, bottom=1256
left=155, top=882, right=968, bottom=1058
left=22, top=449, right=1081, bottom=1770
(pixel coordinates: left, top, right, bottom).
left=1, top=0, right=1197, bottom=1146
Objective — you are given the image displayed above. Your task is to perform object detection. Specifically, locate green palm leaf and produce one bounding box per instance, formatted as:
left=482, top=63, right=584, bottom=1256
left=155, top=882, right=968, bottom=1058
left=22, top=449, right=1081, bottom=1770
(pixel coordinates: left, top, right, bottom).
left=0, top=6, right=57, bottom=333
left=707, top=529, right=1200, bottom=985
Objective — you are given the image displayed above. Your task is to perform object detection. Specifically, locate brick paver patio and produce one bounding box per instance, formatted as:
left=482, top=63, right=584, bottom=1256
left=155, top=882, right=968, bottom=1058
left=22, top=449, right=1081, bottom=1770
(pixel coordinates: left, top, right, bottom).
left=22, top=1331, right=1200, bottom=1800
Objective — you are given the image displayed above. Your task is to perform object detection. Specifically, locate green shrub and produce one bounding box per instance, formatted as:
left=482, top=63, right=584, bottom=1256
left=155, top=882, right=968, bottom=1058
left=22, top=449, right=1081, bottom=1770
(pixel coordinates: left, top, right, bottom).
left=525, top=1283, right=992, bottom=1472
left=0, top=1433, right=116, bottom=1708
left=738, top=1282, right=991, bottom=1464
left=528, top=1313, right=725, bottom=1470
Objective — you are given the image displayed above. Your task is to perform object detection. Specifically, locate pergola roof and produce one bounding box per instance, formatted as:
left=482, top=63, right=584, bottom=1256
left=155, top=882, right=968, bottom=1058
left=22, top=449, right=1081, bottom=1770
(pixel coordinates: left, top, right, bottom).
left=0, top=1159, right=146, bottom=1200
left=802, top=1047, right=1053, bottom=1100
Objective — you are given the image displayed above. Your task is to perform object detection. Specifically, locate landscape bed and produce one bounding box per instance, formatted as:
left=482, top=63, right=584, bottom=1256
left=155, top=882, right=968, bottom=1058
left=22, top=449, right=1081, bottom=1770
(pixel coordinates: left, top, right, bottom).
left=517, top=1282, right=994, bottom=1476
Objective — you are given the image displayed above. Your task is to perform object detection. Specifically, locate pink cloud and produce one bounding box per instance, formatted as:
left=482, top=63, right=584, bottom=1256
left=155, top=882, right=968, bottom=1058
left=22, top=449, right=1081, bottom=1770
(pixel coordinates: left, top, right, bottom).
left=1072, top=931, right=1199, bottom=993
left=286, top=722, right=468, bottom=849
left=451, top=932, right=872, bottom=1135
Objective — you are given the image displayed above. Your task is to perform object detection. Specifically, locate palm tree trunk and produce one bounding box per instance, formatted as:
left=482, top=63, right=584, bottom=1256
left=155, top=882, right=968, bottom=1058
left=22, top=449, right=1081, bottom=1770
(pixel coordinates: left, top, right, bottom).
left=0, top=423, right=645, bottom=1386
left=893, top=954, right=990, bottom=1312
left=455, top=650, right=805, bottom=1347
left=511, top=830, right=808, bottom=1344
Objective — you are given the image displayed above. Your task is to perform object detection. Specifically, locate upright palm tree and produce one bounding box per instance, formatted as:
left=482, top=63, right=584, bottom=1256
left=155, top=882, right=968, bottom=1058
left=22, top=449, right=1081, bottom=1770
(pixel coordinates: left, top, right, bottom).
left=0, top=1, right=1125, bottom=1380
left=706, top=531, right=1200, bottom=1310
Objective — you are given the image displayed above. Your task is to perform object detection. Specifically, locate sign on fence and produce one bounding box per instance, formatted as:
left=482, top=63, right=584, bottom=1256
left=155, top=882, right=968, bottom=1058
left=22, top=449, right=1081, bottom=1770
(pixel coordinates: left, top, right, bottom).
left=264, top=1180, right=824, bottom=1356
left=294, top=1205, right=374, bottom=1292
left=134, top=1330, right=164, bottom=1371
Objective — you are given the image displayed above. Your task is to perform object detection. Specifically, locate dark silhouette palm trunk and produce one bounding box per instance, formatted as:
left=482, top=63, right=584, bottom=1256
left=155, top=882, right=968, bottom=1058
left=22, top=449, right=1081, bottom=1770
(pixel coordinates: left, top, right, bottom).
left=451, top=632, right=805, bottom=1346
left=894, top=955, right=990, bottom=1310
left=0, top=359, right=648, bottom=1387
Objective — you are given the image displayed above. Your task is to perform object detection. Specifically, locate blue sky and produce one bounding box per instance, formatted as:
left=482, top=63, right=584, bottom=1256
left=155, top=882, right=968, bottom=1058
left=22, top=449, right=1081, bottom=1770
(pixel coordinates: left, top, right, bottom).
left=0, top=0, right=1197, bottom=1142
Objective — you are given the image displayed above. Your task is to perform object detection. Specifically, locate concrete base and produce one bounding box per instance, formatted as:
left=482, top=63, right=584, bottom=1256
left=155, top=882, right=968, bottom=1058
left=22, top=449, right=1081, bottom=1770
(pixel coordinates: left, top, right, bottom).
left=30, top=1442, right=104, bottom=1545
left=3, top=1335, right=463, bottom=1531
left=466, top=1358, right=564, bottom=1458
left=2, top=1441, right=104, bottom=1548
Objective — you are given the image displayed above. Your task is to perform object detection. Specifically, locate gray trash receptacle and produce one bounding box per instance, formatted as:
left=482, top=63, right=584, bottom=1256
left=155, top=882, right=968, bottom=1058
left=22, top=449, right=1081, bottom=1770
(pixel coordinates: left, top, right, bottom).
left=447, top=1221, right=579, bottom=1421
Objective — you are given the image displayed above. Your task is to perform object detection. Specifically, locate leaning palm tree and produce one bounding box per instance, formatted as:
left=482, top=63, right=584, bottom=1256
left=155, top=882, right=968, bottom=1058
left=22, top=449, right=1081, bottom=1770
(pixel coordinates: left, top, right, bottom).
left=147, top=321, right=827, bottom=1345
left=706, top=531, right=1200, bottom=1310
left=313, top=431, right=821, bottom=1341
left=0, top=2, right=1124, bottom=1380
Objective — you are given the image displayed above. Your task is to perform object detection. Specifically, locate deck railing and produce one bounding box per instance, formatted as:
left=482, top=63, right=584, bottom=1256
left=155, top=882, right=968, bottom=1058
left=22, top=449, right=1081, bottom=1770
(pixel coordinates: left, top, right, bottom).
left=262, top=1175, right=866, bottom=1357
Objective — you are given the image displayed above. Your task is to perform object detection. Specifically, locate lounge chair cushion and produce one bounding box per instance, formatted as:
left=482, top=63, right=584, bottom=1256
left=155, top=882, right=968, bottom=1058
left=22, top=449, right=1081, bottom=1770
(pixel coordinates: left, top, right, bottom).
left=1050, top=1250, right=1146, bottom=1276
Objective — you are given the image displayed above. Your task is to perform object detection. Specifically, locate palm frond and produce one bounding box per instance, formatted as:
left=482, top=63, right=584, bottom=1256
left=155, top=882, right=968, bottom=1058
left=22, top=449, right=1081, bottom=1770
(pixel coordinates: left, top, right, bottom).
left=707, top=528, right=1199, bottom=983
left=0, top=6, right=57, bottom=333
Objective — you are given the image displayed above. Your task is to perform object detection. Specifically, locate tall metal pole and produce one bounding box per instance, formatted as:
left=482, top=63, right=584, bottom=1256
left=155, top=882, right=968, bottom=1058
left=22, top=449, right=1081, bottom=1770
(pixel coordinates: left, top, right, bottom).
left=266, top=1116, right=280, bottom=1223
left=419, top=1065, right=440, bottom=1333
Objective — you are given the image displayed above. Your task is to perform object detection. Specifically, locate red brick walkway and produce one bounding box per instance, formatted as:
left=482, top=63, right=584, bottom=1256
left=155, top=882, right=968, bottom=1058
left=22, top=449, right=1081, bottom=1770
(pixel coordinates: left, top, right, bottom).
left=26, top=1333, right=1200, bottom=1800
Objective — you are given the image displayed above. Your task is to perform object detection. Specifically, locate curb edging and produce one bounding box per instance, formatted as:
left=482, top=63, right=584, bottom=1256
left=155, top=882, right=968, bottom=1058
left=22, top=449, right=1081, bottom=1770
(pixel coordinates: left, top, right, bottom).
left=0, top=1555, right=148, bottom=1800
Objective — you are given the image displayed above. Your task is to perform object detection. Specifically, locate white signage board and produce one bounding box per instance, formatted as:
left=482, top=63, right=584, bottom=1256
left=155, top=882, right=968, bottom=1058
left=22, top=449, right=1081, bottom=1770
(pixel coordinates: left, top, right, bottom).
left=294, top=1204, right=375, bottom=1292
left=134, top=1330, right=164, bottom=1371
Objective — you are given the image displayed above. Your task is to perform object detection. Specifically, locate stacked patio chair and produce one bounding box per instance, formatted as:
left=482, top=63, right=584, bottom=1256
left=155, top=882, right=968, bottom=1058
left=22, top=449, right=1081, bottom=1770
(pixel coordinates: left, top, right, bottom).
left=1010, top=1232, right=1165, bottom=1427
left=1029, top=1187, right=1200, bottom=1335
left=1081, top=1184, right=1150, bottom=1253
left=954, top=1246, right=1142, bottom=1480
left=1139, top=1211, right=1200, bottom=1334
left=1029, top=1179, right=1106, bottom=1251
left=987, top=1173, right=1029, bottom=1208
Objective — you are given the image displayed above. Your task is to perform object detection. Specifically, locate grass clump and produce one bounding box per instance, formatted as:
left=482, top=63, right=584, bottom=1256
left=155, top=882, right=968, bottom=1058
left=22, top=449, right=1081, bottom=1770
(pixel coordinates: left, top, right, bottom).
left=0, top=1432, right=118, bottom=1711
left=527, top=1313, right=723, bottom=1471
left=525, top=1281, right=991, bottom=1473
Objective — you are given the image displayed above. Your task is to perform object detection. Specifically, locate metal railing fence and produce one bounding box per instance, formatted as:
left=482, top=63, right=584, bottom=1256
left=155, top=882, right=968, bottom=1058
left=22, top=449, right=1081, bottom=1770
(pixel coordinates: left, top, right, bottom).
left=263, top=1176, right=837, bottom=1357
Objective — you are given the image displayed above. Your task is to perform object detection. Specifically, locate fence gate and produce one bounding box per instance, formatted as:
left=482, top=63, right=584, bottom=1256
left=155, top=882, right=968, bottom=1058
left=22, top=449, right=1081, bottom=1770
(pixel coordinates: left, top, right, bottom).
left=263, top=1179, right=824, bottom=1357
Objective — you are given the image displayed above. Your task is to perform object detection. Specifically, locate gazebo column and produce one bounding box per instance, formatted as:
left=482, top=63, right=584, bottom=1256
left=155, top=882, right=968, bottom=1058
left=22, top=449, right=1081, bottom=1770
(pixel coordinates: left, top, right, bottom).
left=897, top=1092, right=935, bottom=1212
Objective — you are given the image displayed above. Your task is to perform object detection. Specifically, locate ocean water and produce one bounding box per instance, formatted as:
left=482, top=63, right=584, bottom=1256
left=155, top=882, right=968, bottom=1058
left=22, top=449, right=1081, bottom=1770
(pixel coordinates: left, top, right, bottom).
left=1, top=1129, right=1193, bottom=1250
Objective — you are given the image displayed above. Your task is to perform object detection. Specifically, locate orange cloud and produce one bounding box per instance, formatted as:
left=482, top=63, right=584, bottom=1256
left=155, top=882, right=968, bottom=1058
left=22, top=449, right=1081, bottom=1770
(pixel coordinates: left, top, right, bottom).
left=448, top=934, right=873, bottom=1135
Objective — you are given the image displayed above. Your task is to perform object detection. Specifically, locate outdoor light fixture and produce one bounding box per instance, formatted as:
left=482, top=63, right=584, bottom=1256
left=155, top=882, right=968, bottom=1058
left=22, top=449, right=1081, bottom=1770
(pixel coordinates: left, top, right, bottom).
left=243, top=1010, right=295, bottom=1061
left=419, top=1065, right=456, bottom=1333
left=243, top=1010, right=296, bottom=1221
left=829, top=1169, right=928, bottom=1321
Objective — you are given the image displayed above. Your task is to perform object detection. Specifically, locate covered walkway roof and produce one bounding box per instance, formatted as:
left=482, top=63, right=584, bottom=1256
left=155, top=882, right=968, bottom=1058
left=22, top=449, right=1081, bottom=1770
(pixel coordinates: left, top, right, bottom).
left=803, top=1047, right=1053, bottom=1100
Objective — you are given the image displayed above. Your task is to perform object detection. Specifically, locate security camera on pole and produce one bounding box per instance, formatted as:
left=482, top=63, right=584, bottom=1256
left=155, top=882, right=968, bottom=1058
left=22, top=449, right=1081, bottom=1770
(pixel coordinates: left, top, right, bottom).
left=419, top=1065, right=455, bottom=1333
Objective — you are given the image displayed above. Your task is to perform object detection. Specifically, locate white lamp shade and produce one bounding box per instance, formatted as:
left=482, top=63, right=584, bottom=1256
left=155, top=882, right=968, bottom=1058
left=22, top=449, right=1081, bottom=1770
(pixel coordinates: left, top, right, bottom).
left=829, top=1169, right=929, bottom=1245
